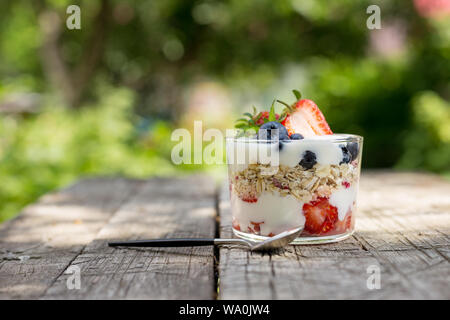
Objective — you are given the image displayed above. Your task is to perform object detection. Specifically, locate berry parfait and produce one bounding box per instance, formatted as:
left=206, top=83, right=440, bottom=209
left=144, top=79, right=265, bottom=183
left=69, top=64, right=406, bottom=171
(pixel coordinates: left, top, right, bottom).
left=227, top=90, right=363, bottom=244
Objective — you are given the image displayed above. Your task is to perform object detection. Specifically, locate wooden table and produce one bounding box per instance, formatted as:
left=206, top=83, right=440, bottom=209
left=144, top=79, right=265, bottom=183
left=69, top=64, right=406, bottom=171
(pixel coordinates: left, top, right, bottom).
left=0, top=172, right=449, bottom=299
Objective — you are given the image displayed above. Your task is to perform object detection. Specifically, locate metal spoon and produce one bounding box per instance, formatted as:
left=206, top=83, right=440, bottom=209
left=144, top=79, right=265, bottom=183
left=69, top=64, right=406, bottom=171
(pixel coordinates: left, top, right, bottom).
left=108, top=226, right=303, bottom=251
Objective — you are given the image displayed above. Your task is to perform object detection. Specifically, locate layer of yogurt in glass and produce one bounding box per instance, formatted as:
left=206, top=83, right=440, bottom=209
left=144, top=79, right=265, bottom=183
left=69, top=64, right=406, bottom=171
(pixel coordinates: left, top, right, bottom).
left=227, top=134, right=362, bottom=241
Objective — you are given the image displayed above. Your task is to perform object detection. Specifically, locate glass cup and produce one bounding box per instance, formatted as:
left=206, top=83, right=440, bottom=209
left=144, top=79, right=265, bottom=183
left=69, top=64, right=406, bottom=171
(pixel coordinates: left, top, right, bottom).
left=226, top=133, right=363, bottom=244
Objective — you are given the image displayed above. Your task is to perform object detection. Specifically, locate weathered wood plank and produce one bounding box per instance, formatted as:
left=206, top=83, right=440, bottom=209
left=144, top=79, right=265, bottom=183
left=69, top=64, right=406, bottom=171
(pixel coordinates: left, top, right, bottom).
left=42, top=175, right=217, bottom=300
left=218, top=171, right=450, bottom=299
left=0, top=178, right=143, bottom=299
left=2, top=171, right=448, bottom=300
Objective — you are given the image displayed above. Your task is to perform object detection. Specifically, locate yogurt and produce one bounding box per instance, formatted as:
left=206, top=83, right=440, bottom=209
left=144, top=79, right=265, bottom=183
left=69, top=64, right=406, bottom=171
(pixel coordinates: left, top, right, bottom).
left=227, top=136, right=345, bottom=169
left=329, top=184, right=357, bottom=220
left=279, top=139, right=344, bottom=167
left=231, top=191, right=305, bottom=235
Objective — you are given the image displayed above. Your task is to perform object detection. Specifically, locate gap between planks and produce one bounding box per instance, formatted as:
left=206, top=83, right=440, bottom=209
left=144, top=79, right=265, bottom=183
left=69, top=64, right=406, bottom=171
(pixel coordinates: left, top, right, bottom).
left=217, top=171, right=450, bottom=299
left=41, top=175, right=217, bottom=300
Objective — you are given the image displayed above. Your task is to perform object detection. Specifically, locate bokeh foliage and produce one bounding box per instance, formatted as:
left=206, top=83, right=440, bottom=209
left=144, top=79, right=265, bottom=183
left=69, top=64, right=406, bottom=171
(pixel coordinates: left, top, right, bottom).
left=0, top=0, right=449, bottom=221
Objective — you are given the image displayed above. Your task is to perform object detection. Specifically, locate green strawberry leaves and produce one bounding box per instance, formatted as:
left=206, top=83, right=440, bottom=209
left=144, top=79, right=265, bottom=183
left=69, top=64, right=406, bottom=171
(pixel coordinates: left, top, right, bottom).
left=276, top=89, right=303, bottom=120
left=268, top=100, right=276, bottom=121
left=234, top=107, right=259, bottom=132
left=234, top=89, right=303, bottom=134
left=292, top=89, right=302, bottom=100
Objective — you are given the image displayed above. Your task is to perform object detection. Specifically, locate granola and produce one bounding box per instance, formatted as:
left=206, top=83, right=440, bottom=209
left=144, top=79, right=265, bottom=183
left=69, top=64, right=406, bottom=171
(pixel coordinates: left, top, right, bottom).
left=230, top=163, right=358, bottom=203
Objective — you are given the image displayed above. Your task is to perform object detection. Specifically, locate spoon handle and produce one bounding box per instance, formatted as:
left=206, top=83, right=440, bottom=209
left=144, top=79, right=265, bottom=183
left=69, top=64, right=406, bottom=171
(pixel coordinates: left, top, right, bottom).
left=108, top=238, right=251, bottom=248
left=108, top=238, right=216, bottom=247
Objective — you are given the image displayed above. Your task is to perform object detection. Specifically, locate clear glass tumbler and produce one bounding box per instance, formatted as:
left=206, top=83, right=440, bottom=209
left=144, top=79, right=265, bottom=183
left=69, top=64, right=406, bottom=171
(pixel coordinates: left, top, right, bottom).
left=226, top=134, right=363, bottom=244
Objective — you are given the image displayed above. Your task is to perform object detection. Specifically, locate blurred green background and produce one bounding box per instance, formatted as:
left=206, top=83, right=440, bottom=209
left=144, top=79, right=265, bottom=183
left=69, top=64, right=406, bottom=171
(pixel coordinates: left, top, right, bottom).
left=0, top=0, right=449, bottom=222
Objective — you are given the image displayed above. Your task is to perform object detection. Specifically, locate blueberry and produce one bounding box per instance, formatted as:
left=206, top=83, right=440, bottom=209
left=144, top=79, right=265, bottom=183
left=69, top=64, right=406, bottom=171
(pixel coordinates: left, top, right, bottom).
left=279, top=133, right=294, bottom=151
left=340, top=145, right=351, bottom=164
left=299, top=150, right=317, bottom=169
left=290, top=133, right=304, bottom=140
left=258, top=121, right=289, bottom=141
left=347, top=142, right=359, bottom=160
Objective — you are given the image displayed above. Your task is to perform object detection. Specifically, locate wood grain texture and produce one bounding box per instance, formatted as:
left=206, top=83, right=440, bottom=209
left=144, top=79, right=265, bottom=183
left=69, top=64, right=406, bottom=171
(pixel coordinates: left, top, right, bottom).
left=0, top=175, right=217, bottom=300
left=1, top=171, right=449, bottom=300
left=218, top=171, right=450, bottom=299
left=0, top=177, right=142, bottom=299
left=42, top=175, right=217, bottom=300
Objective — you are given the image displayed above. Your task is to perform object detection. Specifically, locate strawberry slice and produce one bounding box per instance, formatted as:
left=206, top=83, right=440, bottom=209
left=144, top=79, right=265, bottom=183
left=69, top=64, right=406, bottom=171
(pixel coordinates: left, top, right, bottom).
left=241, top=195, right=258, bottom=203
left=232, top=217, right=241, bottom=231
left=334, top=211, right=353, bottom=233
left=281, top=99, right=333, bottom=137
left=250, top=221, right=264, bottom=232
left=302, top=197, right=338, bottom=234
